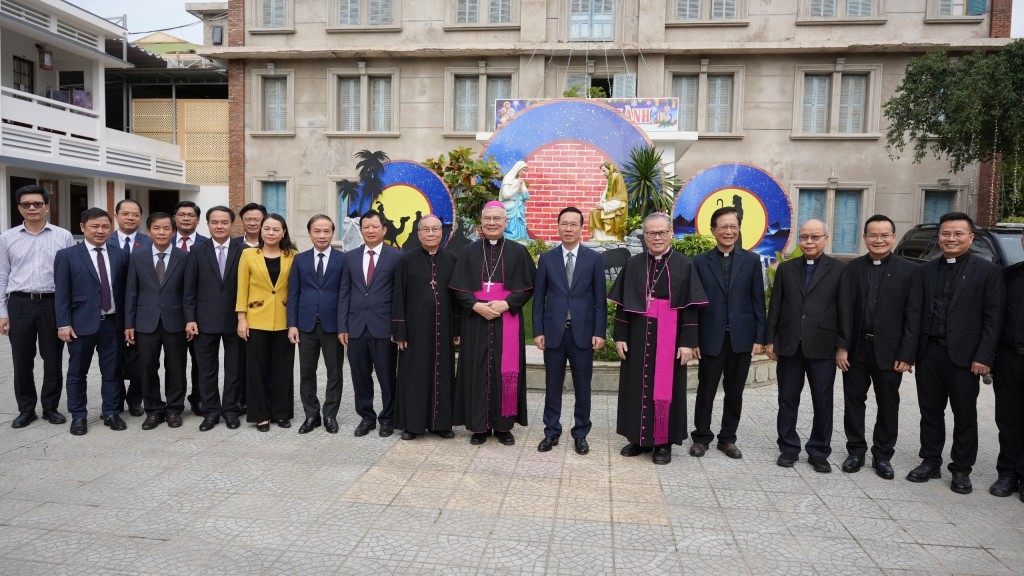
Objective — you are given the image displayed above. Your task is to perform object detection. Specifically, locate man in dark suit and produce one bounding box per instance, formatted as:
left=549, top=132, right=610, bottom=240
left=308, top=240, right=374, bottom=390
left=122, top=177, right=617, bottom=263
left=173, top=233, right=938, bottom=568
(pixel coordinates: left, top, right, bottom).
left=767, top=219, right=845, bottom=473
left=172, top=200, right=207, bottom=415
left=909, top=212, right=1004, bottom=494
left=991, top=234, right=1024, bottom=501
left=183, top=206, right=243, bottom=431
left=532, top=207, right=606, bottom=456
left=289, top=215, right=345, bottom=435
left=836, top=214, right=922, bottom=479
left=338, top=210, right=401, bottom=437
left=109, top=198, right=151, bottom=417
left=125, top=212, right=190, bottom=431
left=690, top=206, right=766, bottom=460
left=55, top=208, right=128, bottom=435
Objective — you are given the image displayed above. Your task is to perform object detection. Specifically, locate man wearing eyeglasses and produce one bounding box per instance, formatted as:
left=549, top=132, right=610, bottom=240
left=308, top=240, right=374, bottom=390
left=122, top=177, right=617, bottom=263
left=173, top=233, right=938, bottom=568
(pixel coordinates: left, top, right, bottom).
left=835, top=215, right=922, bottom=480
left=909, top=211, right=1003, bottom=495
left=172, top=200, right=207, bottom=416
left=767, top=219, right=845, bottom=473
left=108, top=198, right=151, bottom=417
left=0, top=185, right=75, bottom=428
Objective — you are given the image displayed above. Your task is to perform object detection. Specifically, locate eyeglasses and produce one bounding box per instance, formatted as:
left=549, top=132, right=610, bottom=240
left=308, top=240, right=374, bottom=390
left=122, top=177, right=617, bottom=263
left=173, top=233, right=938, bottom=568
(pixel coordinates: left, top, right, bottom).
left=798, top=234, right=827, bottom=242
left=558, top=222, right=581, bottom=229
left=864, top=233, right=894, bottom=241
left=645, top=230, right=672, bottom=238
left=242, top=216, right=264, bottom=223
left=117, top=211, right=141, bottom=218
left=18, top=201, right=46, bottom=209
left=939, top=231, right=971, bottom=239
left=482, top=216, right=506, bottom=223
left=175, top=213, right=197, bottom=219
left=714, top=225, right=740, bottom=232
left=419, top=227, right=442, bottom=234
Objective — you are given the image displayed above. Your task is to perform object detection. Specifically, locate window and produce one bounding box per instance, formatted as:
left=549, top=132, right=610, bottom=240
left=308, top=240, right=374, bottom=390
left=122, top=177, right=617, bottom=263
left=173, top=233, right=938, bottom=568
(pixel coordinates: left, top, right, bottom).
left=446, top=65, right=516, bottom=134
left=253, top=0, right=294, bottom=30
left=454, top=76, right=479, bottom=132
left=253, top=69, right=293, bottom=135
left=485, top=76, right=512, bottom=129
left=569, top=0, right=614, bottom=41
left=262, top=181, right=287, bottom=219
left=923, top=189, right=956, bottom=223
left=261, top=0, right=286, bottom=27
left=797, top=188, right=862, bottom=253
left=329, top=65, right=398, bottom=135
left=937, top=0, right=987, bottom=16
left=669, top=61, right=744, bottom=135
left=803, top=0, right=877, bottom=18
left=332, top=0, right=396, bottom=27
left=454, top=0, right=514, bottom=24
left=673, top=0, right=740, bottom=20
left=12, top=56, right=33, bottom=92
left=563, top=70, right=634, bottom=98
left=794, top=61, right=880, bottom=138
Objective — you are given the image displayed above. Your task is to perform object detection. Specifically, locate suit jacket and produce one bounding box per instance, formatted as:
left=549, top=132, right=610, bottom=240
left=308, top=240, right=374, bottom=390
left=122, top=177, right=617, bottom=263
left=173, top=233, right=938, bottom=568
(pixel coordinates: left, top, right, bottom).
left=766, top=254, right=845, bottom=360
left=532, top=245, right=606, bottom=349
left=125, top=246, right=188, bottom=333
left=183, top=239, right=243, bottom=334
left=288, top=247, right=344, bottom=333
left=337, top=243, right=401, bottom=339
left=54, top=242, right=127, bottom=335
left=693, top=248, right=766, bottom=356
left=235, top=247, right=294, bottom=331
left=107, top=232, right=151, bottom=255
left=837, top=254, right=923, bottom=369
left=231, top=236, right=260, bottom=250
left=917, top=254, right=1004, bottom=368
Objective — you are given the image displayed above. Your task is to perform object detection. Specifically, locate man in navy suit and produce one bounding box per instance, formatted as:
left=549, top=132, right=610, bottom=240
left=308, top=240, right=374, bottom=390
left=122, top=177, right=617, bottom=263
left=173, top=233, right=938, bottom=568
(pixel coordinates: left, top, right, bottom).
left=533, top=207, right=606, bottom=456
left=108, top=198, right=150, bottom=417
left=55, top=208, right=128, bottom=435
left=338, top=210, right=401, bottom=437
left=125, top=213, right=190, bottom=431
left=289, top=215, right=345, bottom=435
left=690, top=206, right=766, bottom=460
left=172, top=200, right=207, bottom=415
left=184, top=206, right=244, bottom=431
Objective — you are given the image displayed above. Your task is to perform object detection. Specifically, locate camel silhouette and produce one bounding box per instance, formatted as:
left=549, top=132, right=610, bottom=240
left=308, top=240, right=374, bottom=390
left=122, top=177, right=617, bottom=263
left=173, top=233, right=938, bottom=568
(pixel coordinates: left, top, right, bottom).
left=383, top=216, right=411, bottom=247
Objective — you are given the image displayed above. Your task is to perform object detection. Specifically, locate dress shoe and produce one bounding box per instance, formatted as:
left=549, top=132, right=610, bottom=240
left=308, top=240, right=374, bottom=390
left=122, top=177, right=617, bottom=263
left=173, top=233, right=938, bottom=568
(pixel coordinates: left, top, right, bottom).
left=574, top=437, right=590, bottom=455
left=256, top=422, right=270, bottom=432
left=777, top=453, right=798, bottom=467
left=841, top=455, right=864, bottom=473
left=401, top=431, right=417, bottom=440
left=653, top=445, right=672, bottom=465
left=906, top=462, right=941, bottom=483
left=199, top=417, right=219, bottom=432
left=432, top=430, right=455, bottom=439
left=225, top=416, right=241, bottom=429
left=128, top=405, right=145, bottom=417
left=537, top=436, right=559, bottom=452
left=238, top=404, right=247, bottom=415
left=189, top=402, right=202, bottom=417
left=69, top=418, right=88, bottom=436
left=470, top=431, right=491, bottom=445
left=716, top=442, right=742, bottom=459
left=103, top=414, right=127, bottom=431
left=494, top=431, right=515, bottom=445
left=688, top=442, right=707, bottom=457
left=950, top=471, right=973, bottom=494
left=324, top=417, right=339, bottom=434
left=379, top=425, right=394, bottom=437
left=809, top=458, right=832, bottom=473
left=354, top=420, right=376, bottom=437
left=298, top=417, right=321, bottom=434
left=277, top=419, right=291, bottom=429
left=141, top=414, right=165, bottom=430
left=620, top=443, right=653, bottom=457
left=872, top=458, right=895, bottom=480
left=42, top=409, right=67, bottom=425
left=11, top=412, right=37, bottom=428
left=989, top=476, right=1020, bottom=497
left=166, top=414, right=183, bottom=428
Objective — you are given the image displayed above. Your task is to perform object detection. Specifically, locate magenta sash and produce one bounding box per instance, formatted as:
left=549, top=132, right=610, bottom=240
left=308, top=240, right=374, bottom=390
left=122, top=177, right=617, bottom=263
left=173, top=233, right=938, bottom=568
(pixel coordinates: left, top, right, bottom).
left=644, top=298, right=678, bottom=445
left=474, top=282, right=519, bottom=417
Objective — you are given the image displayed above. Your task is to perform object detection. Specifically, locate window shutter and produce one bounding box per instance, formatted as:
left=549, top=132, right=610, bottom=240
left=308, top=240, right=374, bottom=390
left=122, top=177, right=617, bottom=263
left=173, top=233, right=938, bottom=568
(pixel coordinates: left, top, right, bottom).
left=566, top=72, right=591, bottom=95
left=798, top=189, right=826, bottom=226
left=569, top=0, right=588, bottom=39
left=486, top=76, right=512, bottom=129
left=457, top=0, right=477, bottom=23
left=338, top=0, right=359, bottom=25
left=454, top=76, right=479, bottom=132
left=810, top=0, right=837, bottom=17
left=263, top=181, right=287, bottom=219
left=832, top=190, right=861, bottom=253
left=923, top=191, right=955, bottom=223
left=592, top=0, right=614, bottom=40
left=338, top=77, right=360, bottom=131
left=263, top=76, right=287, bottom=131
left=262, top=0, right=285, bottom=27
left=675, top=0, right=700, bottom=19
left=369, top=0, right=391, bottom=25
left=802, top=74, right=830, bottom=133
left=672, top=75, right=698, bottom=132
left=846, top=0, right=873, bottom=17
left=838, top=74, right=866, bottom=133
left=489, top=0, right=511, bottom=23
left=712, top=0, right=737, bottom=19
left=967, top=0, right=986, bottom=16
left=612, top=73, right=637, bottom=98
left=705, top=75, right=733, bottom=133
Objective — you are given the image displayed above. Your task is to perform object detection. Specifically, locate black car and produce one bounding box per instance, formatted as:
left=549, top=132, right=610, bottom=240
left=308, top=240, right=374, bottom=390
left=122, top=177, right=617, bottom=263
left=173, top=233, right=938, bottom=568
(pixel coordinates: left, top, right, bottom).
left=894, top=223, right=1024, bottom=267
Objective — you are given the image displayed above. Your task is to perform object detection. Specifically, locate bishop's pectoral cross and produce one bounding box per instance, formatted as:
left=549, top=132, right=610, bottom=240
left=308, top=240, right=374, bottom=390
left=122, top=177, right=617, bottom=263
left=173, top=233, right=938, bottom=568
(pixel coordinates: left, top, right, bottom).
left=484, top=280, right=494, bottom=292
left=429, top=278, right=438, bottom=289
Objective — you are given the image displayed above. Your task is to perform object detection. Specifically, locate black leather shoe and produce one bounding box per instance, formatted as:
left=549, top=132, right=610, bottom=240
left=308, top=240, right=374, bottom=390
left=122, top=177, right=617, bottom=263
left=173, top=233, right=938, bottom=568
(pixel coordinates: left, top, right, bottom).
left=379, top=425, right=394, bottom=437
left=354, top=420, right=376, bottom=437
left=777, top=453, right=798, bottom=467
left=199, top=417, right=219, bottom=432
left=716, top=442, right=742, bottom=459
left=432, top=430, right=455, bottom=439
left=950, top=471, right=973, bottom=494
left=103, top=414, right=127, bottom=431
left=166, top=414, right=183, bottom=428
left=298, top=417, right=321, bottom=434
left=537, top=436, right=559, bottom=452
left=277, top=419, right=291, bottom=429
left=989, top=476, right=1020, bottom=497
left=324, top=417, right=339, bottom=434
left=653, top=445, right=672, bottom=465
left=470, top=431, right=491, bottom=445
left=11, top=412, right=37, bottom=428
left=688, top=443, right=707, bottom=457
left=256, top=422, right=270, bottom=432
left=842, top=455, right=864, bottom=473
left=906, top=462, right=941, bottom=483
left=189, top=403, right=202, bottom=417
left=401, top=431, right=417, bottom=440
left=620, top=443, right=653, bottom=457
left=810, top=458, right=832, bottom=473
left=225, top=416, right=241, bottom=429
left=574, top=437, right=590, bottom=455
left=128, top=405, right=145, bottom=417
left=872, top=458, right=895, bottom=480
left=494, top=431, right=515, bottom=445
left=42, top=410, right=66, bottom=425
left=238, top=404, right=247, bottom=416
left=69, top=418, right=88, bottom=436
left=141, top=414, right=165, bottom=430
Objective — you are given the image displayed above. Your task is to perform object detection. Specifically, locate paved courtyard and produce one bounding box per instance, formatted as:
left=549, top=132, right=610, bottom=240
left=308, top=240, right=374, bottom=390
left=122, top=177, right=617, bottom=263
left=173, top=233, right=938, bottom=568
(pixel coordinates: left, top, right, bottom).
left=0, top=338, right=1021, bottom=575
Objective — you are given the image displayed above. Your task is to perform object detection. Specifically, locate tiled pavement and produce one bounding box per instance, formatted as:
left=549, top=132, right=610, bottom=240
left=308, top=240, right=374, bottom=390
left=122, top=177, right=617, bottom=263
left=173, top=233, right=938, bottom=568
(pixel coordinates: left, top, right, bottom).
left=1, top=339, right=1021, bottom=575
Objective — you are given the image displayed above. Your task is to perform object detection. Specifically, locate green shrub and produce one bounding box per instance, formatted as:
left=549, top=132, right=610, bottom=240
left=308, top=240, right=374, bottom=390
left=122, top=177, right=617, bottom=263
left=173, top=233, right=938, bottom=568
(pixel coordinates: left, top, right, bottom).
left=671, top=234, right=716, bottom=257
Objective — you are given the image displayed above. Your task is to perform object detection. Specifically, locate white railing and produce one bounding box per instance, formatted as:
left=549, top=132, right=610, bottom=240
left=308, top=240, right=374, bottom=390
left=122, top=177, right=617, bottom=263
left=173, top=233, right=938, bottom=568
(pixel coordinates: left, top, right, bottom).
left=0, top=87, right=99, bottom=139
left=1, top=0, right=104, bottom=51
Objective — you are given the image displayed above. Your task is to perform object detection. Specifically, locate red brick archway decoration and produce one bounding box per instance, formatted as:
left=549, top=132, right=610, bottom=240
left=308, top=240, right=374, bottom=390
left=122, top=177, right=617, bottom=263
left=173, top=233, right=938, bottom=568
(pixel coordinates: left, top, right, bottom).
left=523, top=140, right=613, bottom=242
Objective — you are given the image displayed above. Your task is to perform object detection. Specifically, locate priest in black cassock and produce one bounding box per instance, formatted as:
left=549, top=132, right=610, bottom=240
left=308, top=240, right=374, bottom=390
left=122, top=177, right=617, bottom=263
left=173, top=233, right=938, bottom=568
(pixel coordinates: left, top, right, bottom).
left=392, top=215, right=460, bottom=440
left=610, top=213, right=708, bottom=465
left=450, top=201, right=536, bottom=445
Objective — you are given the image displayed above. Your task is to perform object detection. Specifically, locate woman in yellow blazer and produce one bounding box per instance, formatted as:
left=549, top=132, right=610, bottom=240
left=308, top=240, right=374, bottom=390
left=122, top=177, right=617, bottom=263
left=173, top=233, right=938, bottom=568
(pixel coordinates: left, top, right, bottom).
left=236, top=213, right=297, bottom=431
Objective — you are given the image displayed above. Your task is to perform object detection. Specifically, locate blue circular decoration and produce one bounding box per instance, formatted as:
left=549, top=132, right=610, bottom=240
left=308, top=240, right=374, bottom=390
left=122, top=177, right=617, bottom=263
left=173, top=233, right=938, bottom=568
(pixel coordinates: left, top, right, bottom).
left=348, top=160, right=455, bottom=247
left=483, top=100, right=652, bottom=174
left=673, top=163, right=793, bottom=262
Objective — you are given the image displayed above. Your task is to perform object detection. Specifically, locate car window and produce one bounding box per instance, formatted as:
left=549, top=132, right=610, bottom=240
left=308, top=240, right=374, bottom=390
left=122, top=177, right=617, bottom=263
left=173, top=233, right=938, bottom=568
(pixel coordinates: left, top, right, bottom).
left=995, top=232, right=1024, bottom=265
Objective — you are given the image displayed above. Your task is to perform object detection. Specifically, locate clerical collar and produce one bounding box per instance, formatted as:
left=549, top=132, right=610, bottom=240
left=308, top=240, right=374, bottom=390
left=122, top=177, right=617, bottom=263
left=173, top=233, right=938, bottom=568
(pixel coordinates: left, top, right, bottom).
left=717, top=249, right=733, bottom=258
left=648, top=250, right=669, bottom=261
left=943, top=252, right=969, bottom=265
left=488, top=238, right=501, bottom=246
left=805, top=258, right=817, bottom=265
left=870, top=253, right=891, bottom=266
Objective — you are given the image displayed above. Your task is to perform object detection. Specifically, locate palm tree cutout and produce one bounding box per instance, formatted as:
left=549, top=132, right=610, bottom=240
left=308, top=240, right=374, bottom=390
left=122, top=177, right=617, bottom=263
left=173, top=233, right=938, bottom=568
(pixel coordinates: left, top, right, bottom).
left=338, top=149, right=391, bottom=217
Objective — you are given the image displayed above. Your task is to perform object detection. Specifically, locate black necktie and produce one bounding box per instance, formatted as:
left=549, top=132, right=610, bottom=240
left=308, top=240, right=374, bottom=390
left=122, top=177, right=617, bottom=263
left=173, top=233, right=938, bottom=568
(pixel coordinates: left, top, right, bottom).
left=95, top=248, right=111, bottom=311
left=156, top=252, right=166, bottom=285
left=123, top=236, right=131, bottom=254
left=317, top=253, right=325, bottom=281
